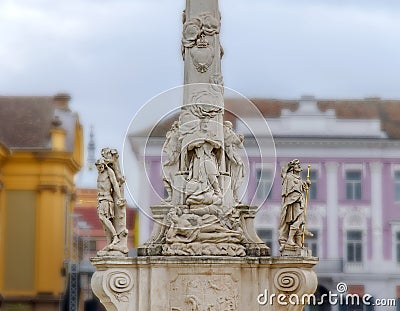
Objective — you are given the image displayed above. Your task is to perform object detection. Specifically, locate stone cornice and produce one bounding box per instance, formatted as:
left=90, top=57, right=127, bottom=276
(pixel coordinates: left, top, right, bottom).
left=37, top=184, right=58, bottom=192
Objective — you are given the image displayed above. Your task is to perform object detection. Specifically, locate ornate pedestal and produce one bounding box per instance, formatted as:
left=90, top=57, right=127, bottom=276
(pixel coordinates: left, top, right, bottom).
left=138, top=204, right=270, bottom=258
left=91, top=256, right=318, bottom=311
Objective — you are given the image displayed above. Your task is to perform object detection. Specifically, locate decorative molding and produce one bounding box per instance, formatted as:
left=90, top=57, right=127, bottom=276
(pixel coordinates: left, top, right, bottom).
left=369, top=162, right=383, bottom=173
left=169, top=273, right=239, bottom=310
left=274, top=268, right=302, bottom=292
left=91, top=268, right=135, bottom=311
left=182, top=12, right=221, bottom=72
left=37, top=184, right=58, bottom=192
left=339, top=205, right=371, bottom=220
left=190, top=41, right=215, bottom=73
left=325, top=161, right=339, bottom=171
left=271, top=268, right=318, bottom=311
left=342, top=163, right=366, bottom=178
left=106, top=270, right=134, bottom=303
left=90, top=257, right=318, bottom=311
left=390, top=163, right=400, bottom=178
left=59, top=185, right=69, bottom=194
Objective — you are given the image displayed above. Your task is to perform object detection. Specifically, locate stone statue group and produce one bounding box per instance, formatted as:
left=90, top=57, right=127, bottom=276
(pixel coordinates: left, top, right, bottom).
left=156, top=117, right=252, bottom=256
left=162, top=119, right=244, bottom=207
left=95, top=143, right=313, bottom=257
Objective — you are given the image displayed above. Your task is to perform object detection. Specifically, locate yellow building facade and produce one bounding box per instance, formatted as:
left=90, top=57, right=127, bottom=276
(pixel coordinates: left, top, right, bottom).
left=0, top=94, right=83, bottom=310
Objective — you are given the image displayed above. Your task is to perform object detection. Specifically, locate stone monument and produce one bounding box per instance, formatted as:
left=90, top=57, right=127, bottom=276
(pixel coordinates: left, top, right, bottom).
left=90, top=1, right=318, bottom=310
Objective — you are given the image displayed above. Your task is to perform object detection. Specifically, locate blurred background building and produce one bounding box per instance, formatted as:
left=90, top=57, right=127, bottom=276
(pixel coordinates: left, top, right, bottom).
left=0, top=94, right=139, bottom=311
left=0, top=94, right=83, bottom=310
left=130, top=95, right=400, bottom=311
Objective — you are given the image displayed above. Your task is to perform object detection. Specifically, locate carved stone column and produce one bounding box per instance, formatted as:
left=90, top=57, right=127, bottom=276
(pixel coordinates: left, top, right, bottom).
left=182, top=0, right=223, bottom=85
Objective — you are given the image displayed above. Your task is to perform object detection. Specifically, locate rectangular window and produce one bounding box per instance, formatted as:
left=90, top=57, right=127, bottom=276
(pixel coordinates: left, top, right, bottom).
left=88, top=240, right=97, bottom=252
left=346, top=171, right=362, bottom=200
left=256, top=169, right=272, bottom=199
left=301, top=170, right=317, bottom=200
left=395, top=172, right=400, bottom=202
left=304, top=230, right=318, bottom=256
left=347, top=230, right=363, bottom=263
left=257, top=228, right=273, bottom=249
left=396, top=232, right=400, bottom=264
left=4, top=191, right=36, bottom=291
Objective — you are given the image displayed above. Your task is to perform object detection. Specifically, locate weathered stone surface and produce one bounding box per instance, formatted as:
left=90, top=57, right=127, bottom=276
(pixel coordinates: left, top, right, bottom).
left=278, top=159, right=314, bottom=256
left=95, top=148, right=129, bottom=257
left=91, top=256, right=318, bottom=311
left=138, top=204, right=270, bottom=257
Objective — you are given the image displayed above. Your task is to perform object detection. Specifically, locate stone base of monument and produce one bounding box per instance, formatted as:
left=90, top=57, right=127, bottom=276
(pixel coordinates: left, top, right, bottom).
left=281, top=245, right=312, bottom=257
left=91, top=256, right=318, bottom=311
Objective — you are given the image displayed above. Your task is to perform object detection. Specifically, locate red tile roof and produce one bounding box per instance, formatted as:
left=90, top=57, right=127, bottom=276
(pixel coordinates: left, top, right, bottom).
left=131, top=98, right=400, bottom=139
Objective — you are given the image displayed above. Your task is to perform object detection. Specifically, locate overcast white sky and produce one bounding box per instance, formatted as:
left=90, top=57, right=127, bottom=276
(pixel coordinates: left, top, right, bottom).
left=1, top=0, right=400, bottom=172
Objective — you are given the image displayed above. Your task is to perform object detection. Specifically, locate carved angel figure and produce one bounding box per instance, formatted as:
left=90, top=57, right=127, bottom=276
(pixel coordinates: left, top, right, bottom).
left=278, top=159, right=313, bottom=252
left=223, top=121, right=245, bottom=203
left=162, top=121, right=181, bottom=202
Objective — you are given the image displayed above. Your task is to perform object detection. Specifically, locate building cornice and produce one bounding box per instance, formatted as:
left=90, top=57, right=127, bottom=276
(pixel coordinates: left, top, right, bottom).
left=0, top=143, right=10, bottom=165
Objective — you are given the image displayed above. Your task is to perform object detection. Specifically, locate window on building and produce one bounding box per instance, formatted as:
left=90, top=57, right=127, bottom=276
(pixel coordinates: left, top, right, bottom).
left=395, top=172, right=400, bottom=202
left=257, top=228, right=273, bottom=249
left=88, top=240, right=97, bottom=252
left=396, top=232, right=400, bottom=264
left=78, top=239, right=97, bottom=259
left=301, top=170, right=317, bottom=200
left=346, top=171, right=362, bottom=200
left=304, top=230, right=318, bottom=257
left=256, top=169, right=273, bottom=199
left=346, top=230, right=363, bottom=263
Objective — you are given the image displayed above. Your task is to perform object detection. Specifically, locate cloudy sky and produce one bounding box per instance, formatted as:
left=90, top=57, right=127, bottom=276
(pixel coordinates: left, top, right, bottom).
left=1, top=0, right=400, bottom=174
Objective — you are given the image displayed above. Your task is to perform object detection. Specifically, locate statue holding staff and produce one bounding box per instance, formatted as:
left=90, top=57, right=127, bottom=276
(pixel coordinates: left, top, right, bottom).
left=278, top=159, right=313, bottom=253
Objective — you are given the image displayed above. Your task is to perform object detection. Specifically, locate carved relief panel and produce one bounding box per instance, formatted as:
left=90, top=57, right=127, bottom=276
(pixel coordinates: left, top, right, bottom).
left=170, top=273, right=239, bottom=311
